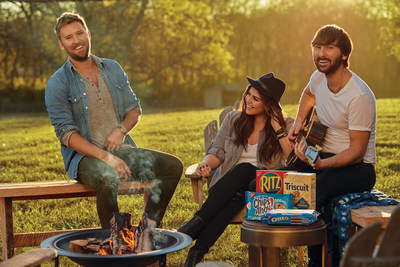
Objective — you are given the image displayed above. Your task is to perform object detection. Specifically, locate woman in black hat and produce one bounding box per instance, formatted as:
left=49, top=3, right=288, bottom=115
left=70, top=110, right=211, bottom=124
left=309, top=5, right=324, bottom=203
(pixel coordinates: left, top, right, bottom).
left=178, top=73, right=293, bottom=266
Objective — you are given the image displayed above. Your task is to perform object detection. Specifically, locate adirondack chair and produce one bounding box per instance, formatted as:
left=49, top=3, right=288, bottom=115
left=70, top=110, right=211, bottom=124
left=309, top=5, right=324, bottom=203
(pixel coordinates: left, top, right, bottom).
left=184, top=106, right=246, bottom=223
left=340, top=204, right=400, bottom=267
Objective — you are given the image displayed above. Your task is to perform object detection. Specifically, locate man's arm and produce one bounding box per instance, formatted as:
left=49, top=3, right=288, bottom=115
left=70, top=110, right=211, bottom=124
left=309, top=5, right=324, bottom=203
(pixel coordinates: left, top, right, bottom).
left=295, top=130, right=370, bottom=169
left=104, top=108, right=141, bottom=152
left=287, top=85, right=316, bottom=147
left=68, top=132, right=132, bottom=181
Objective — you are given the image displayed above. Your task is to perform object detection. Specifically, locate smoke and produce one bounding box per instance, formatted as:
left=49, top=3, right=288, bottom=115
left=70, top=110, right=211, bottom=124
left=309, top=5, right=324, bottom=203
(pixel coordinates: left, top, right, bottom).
left=117, top=147, right=162, bottom=204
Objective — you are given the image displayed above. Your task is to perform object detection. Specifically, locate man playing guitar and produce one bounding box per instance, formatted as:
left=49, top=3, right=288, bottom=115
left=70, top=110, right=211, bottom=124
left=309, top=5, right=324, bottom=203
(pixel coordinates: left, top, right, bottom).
left=285, top=25, right=377, bottom=267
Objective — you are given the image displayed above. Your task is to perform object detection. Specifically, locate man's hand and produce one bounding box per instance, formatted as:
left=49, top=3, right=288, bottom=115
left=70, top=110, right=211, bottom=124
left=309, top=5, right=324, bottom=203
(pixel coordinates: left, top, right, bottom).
left=104, top=153, right=132, bottom=181
left=287, top=121, right=302, bottom=147
left=105, top=128, right=125, bottom=152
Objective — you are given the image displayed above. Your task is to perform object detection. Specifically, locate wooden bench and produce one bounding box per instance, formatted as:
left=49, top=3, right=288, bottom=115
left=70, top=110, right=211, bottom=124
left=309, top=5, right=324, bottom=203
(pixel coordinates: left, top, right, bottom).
left=0, top=180, right=154, bottom=260
left=350, top=205, right=398, bottom=243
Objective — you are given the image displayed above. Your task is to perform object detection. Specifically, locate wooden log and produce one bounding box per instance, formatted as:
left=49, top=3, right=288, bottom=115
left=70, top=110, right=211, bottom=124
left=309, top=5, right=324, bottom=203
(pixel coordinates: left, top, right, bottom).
left=110, top=212, right=133, bottom=255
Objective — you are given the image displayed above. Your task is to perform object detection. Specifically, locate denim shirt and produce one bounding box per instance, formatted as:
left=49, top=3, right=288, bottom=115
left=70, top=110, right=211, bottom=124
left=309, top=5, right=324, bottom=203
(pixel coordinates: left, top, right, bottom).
left=45, top=55, right=141, bottom=179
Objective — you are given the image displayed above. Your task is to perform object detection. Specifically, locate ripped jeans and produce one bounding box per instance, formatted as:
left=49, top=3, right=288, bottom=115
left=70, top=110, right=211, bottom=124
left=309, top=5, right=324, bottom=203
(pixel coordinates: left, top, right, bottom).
left=192, top=162, right=258, bottom=253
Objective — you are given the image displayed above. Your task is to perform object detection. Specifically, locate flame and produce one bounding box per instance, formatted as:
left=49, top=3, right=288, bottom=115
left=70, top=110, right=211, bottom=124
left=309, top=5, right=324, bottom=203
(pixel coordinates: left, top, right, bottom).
left=99, top=248, right=108, bottom=255
left=120, top=227, right=136, bottom=252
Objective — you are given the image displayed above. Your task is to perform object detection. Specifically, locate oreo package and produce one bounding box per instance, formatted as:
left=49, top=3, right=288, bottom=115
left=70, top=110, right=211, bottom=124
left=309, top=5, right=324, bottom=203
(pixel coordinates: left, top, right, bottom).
left=261, top=209, right=319, bottom=225
left=245, top=191, right=293, bottom=221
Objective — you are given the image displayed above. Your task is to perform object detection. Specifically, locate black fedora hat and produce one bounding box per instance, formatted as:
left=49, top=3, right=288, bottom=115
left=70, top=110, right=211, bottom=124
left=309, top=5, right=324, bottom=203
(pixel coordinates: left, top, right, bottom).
left=246, top=73, right=286, bottom=102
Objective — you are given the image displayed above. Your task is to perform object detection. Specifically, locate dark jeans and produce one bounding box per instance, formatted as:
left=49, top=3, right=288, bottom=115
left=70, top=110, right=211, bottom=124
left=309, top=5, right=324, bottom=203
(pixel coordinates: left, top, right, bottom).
left=192, top=163, right=258, bottom=253
left=280, top=154, right=376, bottom=266
left=77, top=146, right=183, bottom=228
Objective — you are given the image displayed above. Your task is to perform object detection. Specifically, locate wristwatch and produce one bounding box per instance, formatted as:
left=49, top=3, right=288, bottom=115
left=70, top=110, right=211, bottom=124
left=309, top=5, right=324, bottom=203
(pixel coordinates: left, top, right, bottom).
left=116, top=125, right=128, bottom=135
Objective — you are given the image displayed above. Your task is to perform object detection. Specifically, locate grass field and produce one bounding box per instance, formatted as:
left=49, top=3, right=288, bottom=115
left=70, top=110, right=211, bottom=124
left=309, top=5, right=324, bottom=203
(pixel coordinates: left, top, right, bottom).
left=0, top=98, right=399, bottom=266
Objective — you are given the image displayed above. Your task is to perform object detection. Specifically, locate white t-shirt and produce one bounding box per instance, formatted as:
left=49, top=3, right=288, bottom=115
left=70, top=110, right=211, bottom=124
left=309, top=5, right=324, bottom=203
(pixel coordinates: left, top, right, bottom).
left=308, top=70, right=376, bottom=164
left=236, top=143, right=258, bottom=167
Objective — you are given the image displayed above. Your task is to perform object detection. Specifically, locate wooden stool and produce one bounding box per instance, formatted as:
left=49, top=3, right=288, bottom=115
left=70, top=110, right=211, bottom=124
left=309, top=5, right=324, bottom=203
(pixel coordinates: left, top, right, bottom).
left=240, top=218, right=327, bottom=267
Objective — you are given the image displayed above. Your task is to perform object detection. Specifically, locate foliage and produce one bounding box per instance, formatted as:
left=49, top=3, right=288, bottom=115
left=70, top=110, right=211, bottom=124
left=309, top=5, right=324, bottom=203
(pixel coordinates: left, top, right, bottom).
left=0, top=98, right=399, bottom=266
left=0, top=0, right=400, bottom=107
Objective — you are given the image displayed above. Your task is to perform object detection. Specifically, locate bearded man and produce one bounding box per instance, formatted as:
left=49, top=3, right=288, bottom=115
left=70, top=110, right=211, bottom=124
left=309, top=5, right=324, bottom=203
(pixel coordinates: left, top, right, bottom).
left=45, top=12, right=183, bottom=234
left=285, top=24, right=377, bottom=266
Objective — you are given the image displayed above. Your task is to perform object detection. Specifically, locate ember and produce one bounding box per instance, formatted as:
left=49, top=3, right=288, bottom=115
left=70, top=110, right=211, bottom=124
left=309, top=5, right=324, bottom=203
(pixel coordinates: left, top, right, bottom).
left=70, top=212, right=155, bottom=255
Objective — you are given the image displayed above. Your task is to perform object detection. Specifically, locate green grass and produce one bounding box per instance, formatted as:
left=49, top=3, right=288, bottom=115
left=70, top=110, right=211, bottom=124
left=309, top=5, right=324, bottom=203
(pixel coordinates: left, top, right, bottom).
left=0, top=99, right=399, bottom=266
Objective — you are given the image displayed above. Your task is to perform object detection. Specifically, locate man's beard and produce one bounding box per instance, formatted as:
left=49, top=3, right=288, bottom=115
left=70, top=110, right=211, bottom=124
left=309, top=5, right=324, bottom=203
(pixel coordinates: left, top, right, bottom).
left=315, top=55, right=342, bottom=75
left=67, top=49, right=90, bottom=62
left=63, top=42, right=91, bottom=62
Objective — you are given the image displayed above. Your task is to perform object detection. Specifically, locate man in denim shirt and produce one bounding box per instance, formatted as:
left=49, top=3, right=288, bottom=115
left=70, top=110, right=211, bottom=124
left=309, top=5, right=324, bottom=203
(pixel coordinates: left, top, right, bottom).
left=45, top=12, right=183, bottom=234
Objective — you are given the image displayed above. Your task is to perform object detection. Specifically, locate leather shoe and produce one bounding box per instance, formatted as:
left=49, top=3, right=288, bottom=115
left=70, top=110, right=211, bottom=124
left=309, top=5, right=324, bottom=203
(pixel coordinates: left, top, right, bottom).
left=184, top=247, right=206, bottom=267
left=178, top=215, right=205, bottom=240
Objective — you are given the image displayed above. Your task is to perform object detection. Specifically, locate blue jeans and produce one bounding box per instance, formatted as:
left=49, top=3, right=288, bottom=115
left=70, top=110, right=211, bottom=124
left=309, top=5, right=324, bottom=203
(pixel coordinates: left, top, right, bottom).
left=77, top=146, right=182, bottom=228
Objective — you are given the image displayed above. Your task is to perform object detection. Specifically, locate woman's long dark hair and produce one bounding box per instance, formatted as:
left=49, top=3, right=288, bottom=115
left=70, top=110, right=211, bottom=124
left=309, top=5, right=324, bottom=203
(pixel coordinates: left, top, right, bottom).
left=233, top=85, right=286, bottom=164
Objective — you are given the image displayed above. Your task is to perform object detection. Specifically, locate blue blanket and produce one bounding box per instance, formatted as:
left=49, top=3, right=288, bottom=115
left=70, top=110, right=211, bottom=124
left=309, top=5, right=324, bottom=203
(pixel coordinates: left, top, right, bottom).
left=325, top=189, right=399, bottom=267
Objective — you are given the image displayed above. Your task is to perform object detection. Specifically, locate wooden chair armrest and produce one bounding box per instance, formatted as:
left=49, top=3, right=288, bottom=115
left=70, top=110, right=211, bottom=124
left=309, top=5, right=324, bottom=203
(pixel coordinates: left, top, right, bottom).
left=350, top=256, right=400, bottom=267
left=0, top=248, right=57, bottom=267
left=184, top=163, right=201, bottom=179
left=184, top=163, right=206, bottom=209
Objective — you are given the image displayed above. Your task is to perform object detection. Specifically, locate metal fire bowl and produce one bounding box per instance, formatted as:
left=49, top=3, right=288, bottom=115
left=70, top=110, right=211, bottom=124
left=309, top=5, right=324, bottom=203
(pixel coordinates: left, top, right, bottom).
left=40, top=228, right=192, bottom=267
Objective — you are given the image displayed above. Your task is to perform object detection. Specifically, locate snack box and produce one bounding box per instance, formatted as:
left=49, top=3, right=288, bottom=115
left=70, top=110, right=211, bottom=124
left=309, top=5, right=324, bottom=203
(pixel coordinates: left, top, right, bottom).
left=283, top=172, right=316, bottom=209
left=245, top=191, right=293, bottom=221
left=256, top=170, right=291, bottom=194
left=261, top=209, right=319, bottom=225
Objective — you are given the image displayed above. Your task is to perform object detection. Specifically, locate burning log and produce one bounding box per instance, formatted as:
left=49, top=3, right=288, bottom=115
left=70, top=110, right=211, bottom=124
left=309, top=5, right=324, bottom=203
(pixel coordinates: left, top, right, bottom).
left=70, top=238, right=112, bottom=255
left=69, top=212, right=156, bottom=255
left=110, top=212, right=134, bottom=255
left=134, top=213, right=156, bottom=253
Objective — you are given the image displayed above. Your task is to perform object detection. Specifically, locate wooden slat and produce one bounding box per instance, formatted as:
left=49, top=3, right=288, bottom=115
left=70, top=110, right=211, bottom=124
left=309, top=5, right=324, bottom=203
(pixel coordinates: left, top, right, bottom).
left=350, top=205, right=396, bottom=228
left=0, top=180, right=154, bottom=199
left=0, top=198, right=14, bottom=259
left=204, top=120, right=218, bottom=153
left=218, top=106, right=233, bottom=127
left=14, top=228, right=99, bottom=247
left=0, top=248, right=57, bottom=267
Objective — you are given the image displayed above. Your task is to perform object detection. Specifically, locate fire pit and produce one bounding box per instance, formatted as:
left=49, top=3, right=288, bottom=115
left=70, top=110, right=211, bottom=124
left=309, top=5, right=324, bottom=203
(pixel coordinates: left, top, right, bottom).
left=40, top=228, right=192, bottom=267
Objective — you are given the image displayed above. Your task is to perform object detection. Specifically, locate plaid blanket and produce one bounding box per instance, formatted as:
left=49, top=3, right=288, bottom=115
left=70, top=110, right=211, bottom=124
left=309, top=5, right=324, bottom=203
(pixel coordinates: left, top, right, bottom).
left=324, top=189, right=399, bottom=267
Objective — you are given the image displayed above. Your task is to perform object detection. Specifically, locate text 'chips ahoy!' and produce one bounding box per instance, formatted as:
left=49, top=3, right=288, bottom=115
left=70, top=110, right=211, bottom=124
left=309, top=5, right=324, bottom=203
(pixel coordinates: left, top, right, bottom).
left=245, top=191, right=293, bottom=221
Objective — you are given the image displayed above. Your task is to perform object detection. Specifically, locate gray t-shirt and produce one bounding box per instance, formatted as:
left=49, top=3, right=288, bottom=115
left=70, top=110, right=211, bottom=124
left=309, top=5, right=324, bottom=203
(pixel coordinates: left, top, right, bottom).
left=61, top=74, right=119, bottom=148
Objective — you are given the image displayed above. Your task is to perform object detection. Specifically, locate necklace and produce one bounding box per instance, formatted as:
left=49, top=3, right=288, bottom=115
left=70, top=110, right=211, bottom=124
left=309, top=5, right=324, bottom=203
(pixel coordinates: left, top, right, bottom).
left=328, top=68, right=346, bottom=93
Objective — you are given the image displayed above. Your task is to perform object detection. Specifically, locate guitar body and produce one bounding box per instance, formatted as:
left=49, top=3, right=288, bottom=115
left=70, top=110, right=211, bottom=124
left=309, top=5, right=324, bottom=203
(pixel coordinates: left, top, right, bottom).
left=286, top=107, right=327, bottom=165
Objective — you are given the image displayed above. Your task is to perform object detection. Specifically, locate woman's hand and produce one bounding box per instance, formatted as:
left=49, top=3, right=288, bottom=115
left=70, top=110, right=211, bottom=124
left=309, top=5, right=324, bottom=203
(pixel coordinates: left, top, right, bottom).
left=196, top=162, right=212, bottom=178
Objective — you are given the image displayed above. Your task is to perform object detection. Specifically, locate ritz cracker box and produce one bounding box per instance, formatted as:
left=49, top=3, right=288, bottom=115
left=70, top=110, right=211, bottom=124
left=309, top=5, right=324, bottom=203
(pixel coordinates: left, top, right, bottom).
left=283, top=172, right=316, bottom=209
left=256, top=170, right=291, bottom=194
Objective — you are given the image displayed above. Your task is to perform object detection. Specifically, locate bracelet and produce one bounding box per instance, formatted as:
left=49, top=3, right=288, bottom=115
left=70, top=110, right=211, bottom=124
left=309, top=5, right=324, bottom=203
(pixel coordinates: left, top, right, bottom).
left=276, top=131, right=288, bottom=140
left=116, top=125, right=128, bottom=135
left=275, top=128, right=285, bottom=136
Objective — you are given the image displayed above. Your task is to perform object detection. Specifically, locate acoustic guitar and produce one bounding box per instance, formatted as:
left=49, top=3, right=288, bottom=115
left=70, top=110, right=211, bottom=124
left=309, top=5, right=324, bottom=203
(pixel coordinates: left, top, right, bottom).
left=286, top=107, right=328, bottom=166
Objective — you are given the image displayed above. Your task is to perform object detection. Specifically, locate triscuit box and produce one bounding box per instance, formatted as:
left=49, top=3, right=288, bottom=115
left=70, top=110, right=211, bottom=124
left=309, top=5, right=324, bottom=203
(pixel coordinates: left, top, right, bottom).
left=256, top=170, right=291, bottom=194
left=283, top=172, right=316, bottom=209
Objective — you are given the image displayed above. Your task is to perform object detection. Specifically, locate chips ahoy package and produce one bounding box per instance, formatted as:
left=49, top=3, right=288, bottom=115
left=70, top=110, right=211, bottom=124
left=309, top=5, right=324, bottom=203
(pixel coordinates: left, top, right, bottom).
left=261, top=209, right=319, bottom=225
left=245, top=191, right=293, bottom=221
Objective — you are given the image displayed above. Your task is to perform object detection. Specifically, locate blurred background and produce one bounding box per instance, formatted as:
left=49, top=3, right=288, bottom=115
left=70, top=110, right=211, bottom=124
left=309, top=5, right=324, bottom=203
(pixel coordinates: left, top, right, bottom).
left=0, top=0, right=399, bottom=111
